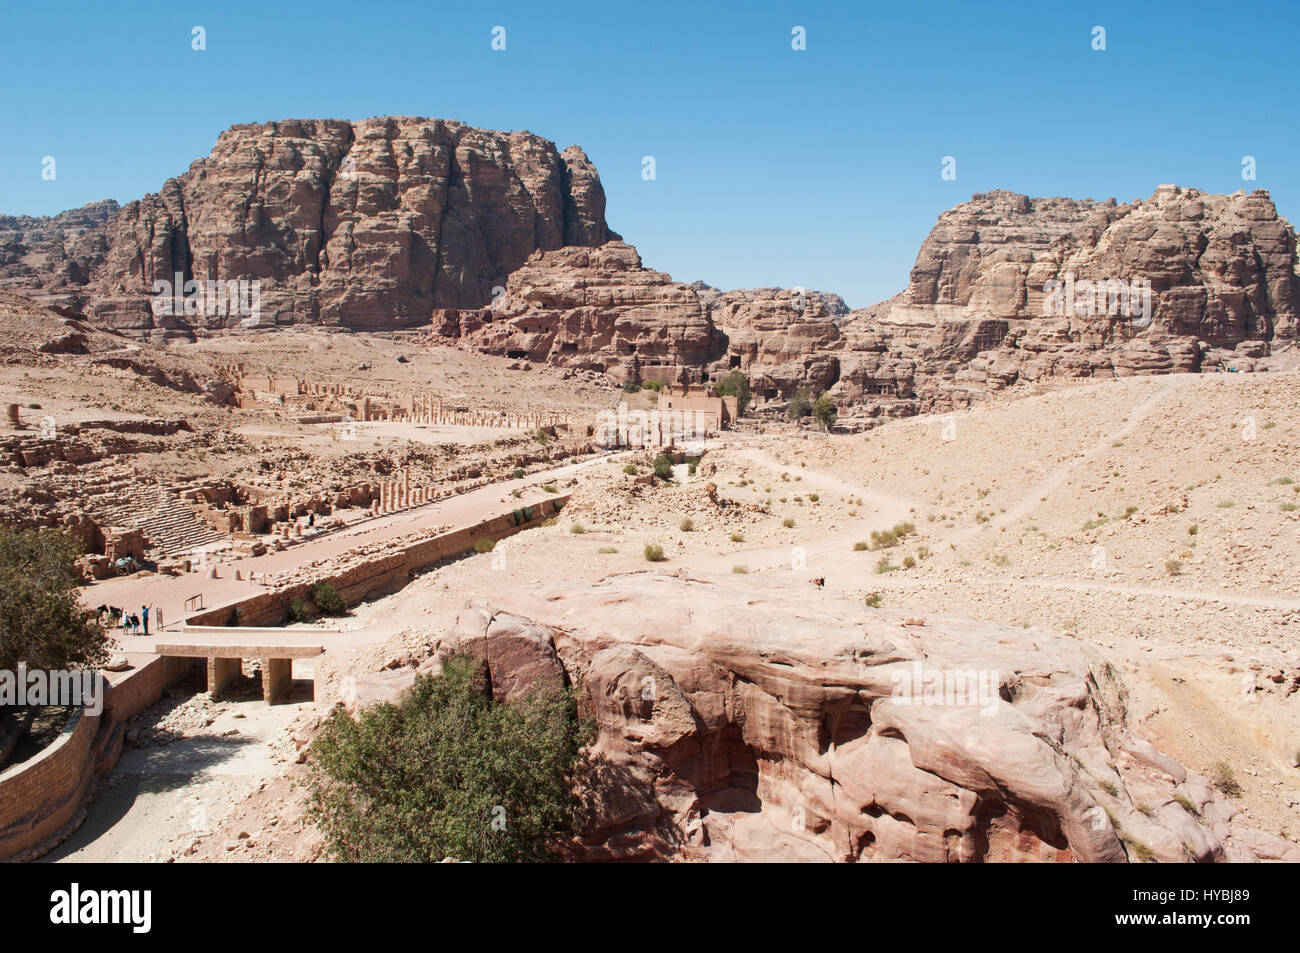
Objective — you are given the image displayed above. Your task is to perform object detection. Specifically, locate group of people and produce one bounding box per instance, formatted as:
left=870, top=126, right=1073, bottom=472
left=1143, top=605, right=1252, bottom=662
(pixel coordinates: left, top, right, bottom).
left=95, top=604, right=158, bottom=637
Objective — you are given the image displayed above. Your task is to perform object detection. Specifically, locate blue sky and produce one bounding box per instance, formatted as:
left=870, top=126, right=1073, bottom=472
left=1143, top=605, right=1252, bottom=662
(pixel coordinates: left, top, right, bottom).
left=2, top=0, right=1295, bottom=307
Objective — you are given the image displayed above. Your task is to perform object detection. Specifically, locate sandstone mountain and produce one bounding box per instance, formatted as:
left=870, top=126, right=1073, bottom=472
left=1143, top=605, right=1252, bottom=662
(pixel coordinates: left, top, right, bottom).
left=0, top=117, right=617, bottom=335
left=438, top=185, right=1300, bottom=416
left=4, top=119, right=1297, bottom=418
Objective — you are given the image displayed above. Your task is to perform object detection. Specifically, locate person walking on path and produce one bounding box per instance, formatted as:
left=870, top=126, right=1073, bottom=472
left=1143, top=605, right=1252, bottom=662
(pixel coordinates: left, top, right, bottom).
left=141, top=604, right=150, bottom=636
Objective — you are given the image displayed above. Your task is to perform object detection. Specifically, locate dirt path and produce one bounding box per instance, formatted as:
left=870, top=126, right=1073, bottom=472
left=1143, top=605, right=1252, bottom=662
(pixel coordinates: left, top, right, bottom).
left=43, top=670, right=314, bottom=864
left=681, top=445, right=915, bottom=581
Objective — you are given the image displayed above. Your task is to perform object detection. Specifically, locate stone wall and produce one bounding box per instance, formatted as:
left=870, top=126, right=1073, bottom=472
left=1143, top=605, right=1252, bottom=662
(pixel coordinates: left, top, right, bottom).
left=187, top=494, right=570, bottom=627
left=0, top=657, right=196, bottom=861
left=0, top=707, right=99, bottom=861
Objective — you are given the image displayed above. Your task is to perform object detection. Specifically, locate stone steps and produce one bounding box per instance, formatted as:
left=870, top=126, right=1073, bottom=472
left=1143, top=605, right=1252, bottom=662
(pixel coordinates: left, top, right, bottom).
left=94, top=486, right=224, bottom=558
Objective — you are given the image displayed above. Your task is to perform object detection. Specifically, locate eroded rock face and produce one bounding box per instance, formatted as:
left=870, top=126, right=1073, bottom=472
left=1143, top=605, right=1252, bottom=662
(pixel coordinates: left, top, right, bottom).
left=827, top=186, right=1300, bottom=415
left=381, top=572, right=1293, bottom=863
left=436, top=242, right=728, bottom=383
left=3, top=118, right=617, bottom=335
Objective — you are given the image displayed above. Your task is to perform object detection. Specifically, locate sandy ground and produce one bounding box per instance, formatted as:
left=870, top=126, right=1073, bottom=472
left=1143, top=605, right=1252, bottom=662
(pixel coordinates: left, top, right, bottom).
left=46, top=368, right=1300, bottom=860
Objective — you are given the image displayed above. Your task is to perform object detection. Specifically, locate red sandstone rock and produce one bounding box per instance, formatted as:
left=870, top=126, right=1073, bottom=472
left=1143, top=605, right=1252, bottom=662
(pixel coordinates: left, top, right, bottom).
left=2, top=118, right=617, bottom=335
left=418, top=572, right=1292, bottom=863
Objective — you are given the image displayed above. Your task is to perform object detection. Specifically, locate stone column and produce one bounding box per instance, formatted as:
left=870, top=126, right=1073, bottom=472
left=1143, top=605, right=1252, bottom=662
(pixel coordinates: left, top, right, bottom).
left=262, top=658, right=293, bottom=704
left=208, top=656, right=241, bottom=697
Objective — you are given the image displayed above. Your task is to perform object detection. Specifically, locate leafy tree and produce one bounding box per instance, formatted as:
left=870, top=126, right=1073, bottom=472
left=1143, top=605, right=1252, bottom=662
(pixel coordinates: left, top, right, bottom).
left=787, top=387, right=813, bottom=421
left=715, top=370, right=750, bottom=415
left=308, top=655, right=589, bottom=862
left=653, top=454, right=674, bottom=481
left=0, top=527, right=107, bottom=672
left=812, top=393, right=838, bottom=431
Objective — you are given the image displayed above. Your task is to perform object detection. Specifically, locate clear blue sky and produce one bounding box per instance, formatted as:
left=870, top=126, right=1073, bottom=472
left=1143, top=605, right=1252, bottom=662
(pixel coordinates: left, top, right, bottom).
left=2, top=0, right=1295, bottom=307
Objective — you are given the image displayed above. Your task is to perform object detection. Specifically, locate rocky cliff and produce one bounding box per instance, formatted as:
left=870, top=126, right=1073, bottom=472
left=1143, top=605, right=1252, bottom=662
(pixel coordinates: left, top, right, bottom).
left=0, top=117, right=617, bottom=335
left=437, top=185, right=1300, bottom=415
left=348, top=572, right=1296, bottom=862
left=827, top=186, right=1300, bottom=417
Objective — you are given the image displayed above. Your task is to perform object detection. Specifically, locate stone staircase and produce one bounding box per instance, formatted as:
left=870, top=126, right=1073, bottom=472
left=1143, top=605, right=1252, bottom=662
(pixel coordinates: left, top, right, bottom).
left=94, top=485, right=224, bottom=558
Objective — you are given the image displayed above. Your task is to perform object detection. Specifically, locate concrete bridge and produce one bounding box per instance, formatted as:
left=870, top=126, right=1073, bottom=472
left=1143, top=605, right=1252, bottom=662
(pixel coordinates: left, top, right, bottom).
left=155, top=628, right=326, bottom=704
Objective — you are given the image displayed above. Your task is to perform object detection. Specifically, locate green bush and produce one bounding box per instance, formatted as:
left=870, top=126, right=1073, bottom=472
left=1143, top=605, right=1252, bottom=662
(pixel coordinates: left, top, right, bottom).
left=511, top=468, right=525, bottom=479
left=644, top=543, right=666, bottom=562
left=307, top=655, right=589, bottom=862
left=864, top=592, right=883, bottom=608
left=0, top=527, right=107, bottom=672
left=715, top=370, right=750, bottom=415
left=312, top=582, right=347, bottom=616
left=474, top=538, right=496, bottom=554
left=653, top=455, right=673, bottom=481
left=288, top=599, right=314, bottom=623
left=787, top=387, right=812, bottom=421
left=811, top=393, right=837, bottom=431
left=623, top=464, right=638, bottom=475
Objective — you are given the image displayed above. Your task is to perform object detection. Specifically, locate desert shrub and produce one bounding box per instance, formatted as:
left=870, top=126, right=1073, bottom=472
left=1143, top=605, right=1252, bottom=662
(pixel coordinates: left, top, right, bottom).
left=312, top=583, right=348, bottom=617
left=715, top=370, right=750, bottom=415
left=596, top=547, right=618, bottom=554
left=808, top=493, right=819, bottom=502
left=1173, top=794, right=1197, bottom=814
left=875, top=556, right=898, bottom=574
left=569, top=523, right=586, bottom=534
left=623, top=379, right=641, bottom=393
left=623, top=464, right=638, bottom=475
left=543, top=484, right=558, bottom=494
left=1188, top=524, right=1198, bottom=535
left=288, top=599, right=315, bottom=623
left=729, top=532, right=744, bottom=543
left=307, top=655, right=588, bottom=862
left=811, top=393, right=837, bottom=431
left=869, top=522, right=915, bottom=550
left=902, top=555, right=916, bottom=569
left=643, top=543, right=666, bottom=562
left=474, top=538, right=496, bottom=554
left=853, top=541, right=868, bottom=551
left=653, top=454, right=673, bottom=481
left=787, top=387, right=812, bottom=421
left=782, top=517, right=796, bottom=528
left=731, top=565, right=749, bottom=574
left=864, top=592, right=883, bottom=608
left=679, top=518, right=694, bottom=532
left=511, top=468, right=525, bottom=479
left=0, top=527, right=107, bottom=672
left=1165, top=559, right=1183, bottom=576
left=1210, top=762, right=1242, bottom=797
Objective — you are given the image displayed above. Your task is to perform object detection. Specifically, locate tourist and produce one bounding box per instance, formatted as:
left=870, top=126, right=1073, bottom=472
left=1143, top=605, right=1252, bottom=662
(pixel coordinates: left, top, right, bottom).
left=141, top=604, right=150, bottom=636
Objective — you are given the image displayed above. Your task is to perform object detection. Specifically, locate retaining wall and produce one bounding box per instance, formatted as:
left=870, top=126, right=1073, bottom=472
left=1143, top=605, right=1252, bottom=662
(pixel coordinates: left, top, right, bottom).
left=187, top=494, right=569, bottom=627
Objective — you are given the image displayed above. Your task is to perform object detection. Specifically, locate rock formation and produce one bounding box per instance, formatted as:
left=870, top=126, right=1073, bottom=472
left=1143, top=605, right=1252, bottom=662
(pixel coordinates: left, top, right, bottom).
left=440, top=186, right=1300, bottom=416
left=826, top=186, right=1300, bottom=415
left=349, top=572, right=1296, bottom=863
left=435, top=241, right=726, bottom=383
left=5, top=116, right=1297, bottom=422
left=1, top=118, right=617, bottom=336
